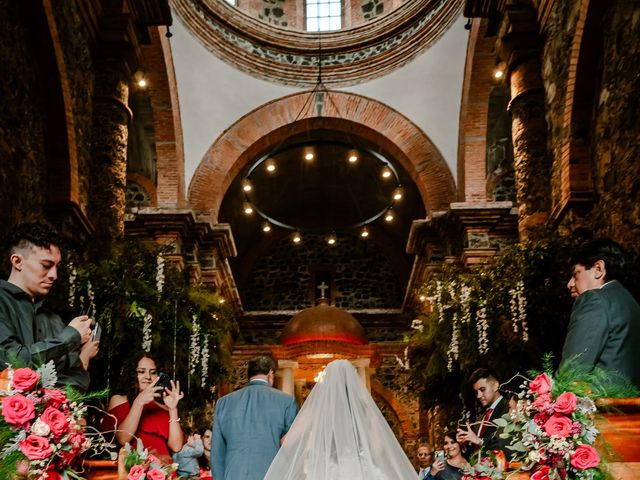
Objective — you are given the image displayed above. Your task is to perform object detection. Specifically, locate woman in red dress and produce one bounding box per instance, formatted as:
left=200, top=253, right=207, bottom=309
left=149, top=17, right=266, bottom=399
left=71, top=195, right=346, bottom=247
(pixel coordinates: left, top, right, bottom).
left=102, top=352, right=185, bottom=460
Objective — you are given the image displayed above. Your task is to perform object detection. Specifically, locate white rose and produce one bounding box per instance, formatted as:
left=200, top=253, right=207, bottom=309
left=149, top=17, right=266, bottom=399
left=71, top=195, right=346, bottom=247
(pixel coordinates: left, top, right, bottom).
left=31, top=418, right=51, bottom=437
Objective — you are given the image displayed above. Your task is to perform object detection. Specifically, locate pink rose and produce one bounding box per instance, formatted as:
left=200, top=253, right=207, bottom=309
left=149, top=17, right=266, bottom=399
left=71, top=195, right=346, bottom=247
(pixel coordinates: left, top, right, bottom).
left=43, top=388, right=68, bottom=408
left=532, top=393, right=552, bottom=412
left=554, top=392, right=577, bottom=414
left=19, top=434, right=53, bottom=460
left=127, top=465, right=146, bottom=480
left=11, top=368, right=40, bottom=391
left=570, top=444, right=600, bottom=470
left=41, top=406, right=70, bottom=436
left=530, top=465, right=551, bottom=480
left=543, top=414, right=573, bottom=438
left=529, top=373, right=552, bottom=395
left=2, top=394, right=36, bottom=426
left=146, top=468, right=167, bottom=480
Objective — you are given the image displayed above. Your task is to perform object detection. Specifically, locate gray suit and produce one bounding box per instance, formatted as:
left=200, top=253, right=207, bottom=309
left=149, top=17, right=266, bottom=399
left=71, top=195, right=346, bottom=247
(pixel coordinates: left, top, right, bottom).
left=211, top=380, right=297, bottom=480
left=562, top=280, right=640, bottom=387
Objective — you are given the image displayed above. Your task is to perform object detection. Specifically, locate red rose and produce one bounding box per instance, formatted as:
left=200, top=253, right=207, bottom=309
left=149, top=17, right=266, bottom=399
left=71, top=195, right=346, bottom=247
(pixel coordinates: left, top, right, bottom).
left=529, top=373, right=552, bottom=395
left=570, top=444, right=600, bottom=470
left=554, top=392, right=577, bottom=414
left=530, top=465, right=551, bottom=480
left=532, top=393, right=552, bottom=412
left=127, top=465, right=147, bottom=480
left=543, top=414, right=573, bottom=438
left=19, top=434, right=53, bottom=460
left=11, top=368, right=40, bottom=391
left=147, top=468, right=167, bottom=480
left=41, top=406, right=70, bottom=436
left=2, top=394, right=36, bottom=426
left=43, top=388, right=68, bottom=408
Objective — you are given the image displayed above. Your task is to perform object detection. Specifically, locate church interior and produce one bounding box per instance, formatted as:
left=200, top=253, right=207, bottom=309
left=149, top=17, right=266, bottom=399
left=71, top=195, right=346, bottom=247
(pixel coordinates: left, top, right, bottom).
left=2, top=0, right=640, bottom=470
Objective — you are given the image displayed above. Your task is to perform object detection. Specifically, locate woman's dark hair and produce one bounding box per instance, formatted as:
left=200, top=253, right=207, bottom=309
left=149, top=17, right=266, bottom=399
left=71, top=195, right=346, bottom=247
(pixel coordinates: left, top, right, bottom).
left=114, top=352, right=160, bottom=404
left=443, top=430, right=458, bottom=443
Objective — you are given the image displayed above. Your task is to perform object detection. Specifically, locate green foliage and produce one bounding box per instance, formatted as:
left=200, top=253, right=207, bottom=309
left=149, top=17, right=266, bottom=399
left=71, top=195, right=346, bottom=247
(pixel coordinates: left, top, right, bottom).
left=47, top=241, right=238, bottom=416
left=408, top=234, right=580, bottom=410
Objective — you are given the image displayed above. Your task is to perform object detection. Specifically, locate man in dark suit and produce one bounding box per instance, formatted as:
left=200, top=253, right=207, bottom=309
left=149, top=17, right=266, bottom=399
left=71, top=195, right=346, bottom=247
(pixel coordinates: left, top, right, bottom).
left=456, top=368, right=511, bottom=458
left=562, top=238, right=640, bottom=387
left=211, top=356, right=298, bottom=480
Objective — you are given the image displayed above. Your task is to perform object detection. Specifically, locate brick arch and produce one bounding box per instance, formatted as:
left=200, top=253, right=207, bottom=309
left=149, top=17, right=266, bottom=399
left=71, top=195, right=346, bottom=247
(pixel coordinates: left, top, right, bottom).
left=188, top=91, right=455, bottom=219
left=371, top=378, right=417, bottom=444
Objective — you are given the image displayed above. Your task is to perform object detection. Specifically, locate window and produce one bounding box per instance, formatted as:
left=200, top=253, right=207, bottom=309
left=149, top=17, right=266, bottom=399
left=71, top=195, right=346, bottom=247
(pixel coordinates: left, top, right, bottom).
left=306, top=0, right=341, bottom=32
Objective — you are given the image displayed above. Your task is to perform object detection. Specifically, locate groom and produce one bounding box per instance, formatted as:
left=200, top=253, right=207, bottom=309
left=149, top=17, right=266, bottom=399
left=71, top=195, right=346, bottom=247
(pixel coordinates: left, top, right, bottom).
left=211, top=356, right=297, bottom=480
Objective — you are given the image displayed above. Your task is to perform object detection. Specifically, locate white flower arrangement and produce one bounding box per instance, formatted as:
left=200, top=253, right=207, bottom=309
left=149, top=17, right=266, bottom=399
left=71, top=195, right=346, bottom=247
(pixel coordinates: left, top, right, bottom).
left=509, top=280, right=528, bottom=342
left=141, top=309, right=153, bottom=352
left=201, top=335, right=210, bottom=388
left=476, top=303, right=489, bottom=355
left=189, top=315, right=201, bottom=377
left=156, top=255, right=165, bottom=293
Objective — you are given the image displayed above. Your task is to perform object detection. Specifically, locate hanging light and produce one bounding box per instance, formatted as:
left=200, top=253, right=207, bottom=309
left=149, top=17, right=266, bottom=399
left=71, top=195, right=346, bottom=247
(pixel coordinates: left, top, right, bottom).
left=262, top=222, right=271, bottom=232
left=381, top=166, right=392, bottom=179
left=360, top=227, right=369, bottom=238
left=243, top=202, right=253, bottom=215
left=326, top=233, right=337, bottom=245
left=304, top=149, right=314, bottom=161
left=265, top=158, right=276, bottom=173
left=393, top=187, right=403, bottom=201
left=292, top=232, right=302, bottom=243
left=242, top=179, right=253, bottom=192
left=218, top=298, right=226, bottom=304
left=348, top=150, right=358, bottom=163
left=384, top=209, right=394, bottom=222
left=133, top=70, right=147, bottom=88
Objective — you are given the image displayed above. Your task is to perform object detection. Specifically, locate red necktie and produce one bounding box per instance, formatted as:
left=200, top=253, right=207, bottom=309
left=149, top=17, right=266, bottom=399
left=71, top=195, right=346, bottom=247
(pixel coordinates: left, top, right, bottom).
left=478, top=407, right=493, bottom=437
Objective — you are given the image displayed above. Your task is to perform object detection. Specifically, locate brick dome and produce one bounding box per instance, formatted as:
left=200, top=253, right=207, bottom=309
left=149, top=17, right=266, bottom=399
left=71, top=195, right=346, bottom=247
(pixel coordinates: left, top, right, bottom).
left=280, top=302, right=367, bottom=346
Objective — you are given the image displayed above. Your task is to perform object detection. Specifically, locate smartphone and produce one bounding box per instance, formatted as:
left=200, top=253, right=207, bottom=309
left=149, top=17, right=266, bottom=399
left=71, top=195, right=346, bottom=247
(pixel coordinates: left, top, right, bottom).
left=155, top=372, right=170, bottom=389
left=91, top=322, right=102, bottom=342
left=85, top=304, right=95, bottom=321
left=435, top=450, right=445, bottom=462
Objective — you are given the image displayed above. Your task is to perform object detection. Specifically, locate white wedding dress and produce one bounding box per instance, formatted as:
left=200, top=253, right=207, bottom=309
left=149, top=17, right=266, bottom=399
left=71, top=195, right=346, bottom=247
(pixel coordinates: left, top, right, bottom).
left=264, top=359, right=417, bottom=480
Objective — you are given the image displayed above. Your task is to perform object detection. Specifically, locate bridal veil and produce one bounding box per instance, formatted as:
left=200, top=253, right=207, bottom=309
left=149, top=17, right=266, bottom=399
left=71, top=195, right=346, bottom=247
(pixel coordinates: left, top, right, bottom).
left=264, top=359, right=417, bottom=480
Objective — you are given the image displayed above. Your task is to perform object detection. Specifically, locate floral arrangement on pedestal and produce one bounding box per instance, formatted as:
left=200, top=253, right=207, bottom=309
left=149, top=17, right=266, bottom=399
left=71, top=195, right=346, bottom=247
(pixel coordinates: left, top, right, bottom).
left=122, top=441, right=177, bottom=480
left=0, top=362, right=108, bottom=479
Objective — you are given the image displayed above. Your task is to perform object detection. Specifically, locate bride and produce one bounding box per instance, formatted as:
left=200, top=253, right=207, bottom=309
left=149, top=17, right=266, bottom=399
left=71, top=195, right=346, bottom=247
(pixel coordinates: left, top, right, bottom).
left=264, top=359, right=417, bottom=480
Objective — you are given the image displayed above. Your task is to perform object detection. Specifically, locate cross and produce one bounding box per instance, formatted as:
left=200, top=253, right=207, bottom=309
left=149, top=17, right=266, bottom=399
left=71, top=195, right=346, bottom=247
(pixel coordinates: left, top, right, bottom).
left=317, top=281, right=329, bottom=298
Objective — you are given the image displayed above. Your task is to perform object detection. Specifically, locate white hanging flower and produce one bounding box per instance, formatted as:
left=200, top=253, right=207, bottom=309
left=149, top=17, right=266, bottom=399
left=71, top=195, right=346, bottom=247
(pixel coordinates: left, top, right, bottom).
left=394, top=346, right=410, bottom=370
left=201, top=336, right=210, bottom=388
left=68, top=264, right=77, bottom=308
left=476, top=303, right=489, bottom=355
left=189, top=315, right=201, bottom=376
left=141, top=309, right=153, bottom=352
left=410, top=318, right=424, bottom=333
left=446, top=316, right=460, bottom=372
left=435, top=281, right=445, bottom=323
left=509, top=280, right=528, bottom=342
left=87, top=280, right=97, bottom=319
left=459, top=283, right=472, bottom=324
left=156, top=255, right=165, bottom=293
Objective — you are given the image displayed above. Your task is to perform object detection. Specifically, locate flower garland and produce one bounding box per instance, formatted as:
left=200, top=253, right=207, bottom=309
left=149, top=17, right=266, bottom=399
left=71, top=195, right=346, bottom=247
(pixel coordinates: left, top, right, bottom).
left=435, top=281, right=445, bottom=323
left=68, top=263, right=77, bottom=309
left=141, top=308, right=153, bottom=353
left=189, top=316, right=201, bottom=377
left=509, top=280, right=528, bottom=342
left=475, top=302, right=489, bottom=355
left=156, top=254, right=165, bottom=293
left=201, top=335, right=210, bottom=388
left=394, top=346, right=410, bottom=371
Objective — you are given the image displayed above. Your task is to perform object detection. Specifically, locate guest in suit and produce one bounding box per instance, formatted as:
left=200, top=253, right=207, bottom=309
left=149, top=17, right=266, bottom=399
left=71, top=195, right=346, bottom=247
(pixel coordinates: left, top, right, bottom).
left=416, top=443, right=435, bottom=479
left=562, top=238, right=640, bottom=387
left=211, top=356, right=297, bottom=480
left=456, top=368, right=511, bottom=458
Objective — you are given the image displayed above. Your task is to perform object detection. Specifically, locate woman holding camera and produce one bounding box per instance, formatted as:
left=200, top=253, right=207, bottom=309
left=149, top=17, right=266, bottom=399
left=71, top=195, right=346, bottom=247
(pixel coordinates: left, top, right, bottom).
left=430, top=431, right=469, bottom=480
left=102, top=352, right=185, bottom=459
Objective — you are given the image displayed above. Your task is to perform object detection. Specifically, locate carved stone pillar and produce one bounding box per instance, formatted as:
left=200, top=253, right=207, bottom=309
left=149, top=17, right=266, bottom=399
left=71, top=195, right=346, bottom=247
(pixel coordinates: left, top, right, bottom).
left=90, top=61, right=131, bottom=240
left=277, top=359, right=298, bottom=396
left=509, top=57, right=550, bottom=240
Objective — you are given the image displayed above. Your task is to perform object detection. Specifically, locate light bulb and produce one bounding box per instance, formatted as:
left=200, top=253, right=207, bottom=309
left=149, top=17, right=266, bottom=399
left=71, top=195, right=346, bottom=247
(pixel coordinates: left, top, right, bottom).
left=262, top=222, right=271, bottom=232
left=242, top=179, right=252, bottom=192
left=326, top=234, right=336, bottom=245
left=348, top=150, right=358, bottom=163
left=385, top=210, right=394, bottom=222
left=265, top=159, right=276, bottom=173
left=243, top=202, right=253, bottom=215
left=138, top=79, right=147, bottom=87
left=494, top=69, right=504, bottom=79
left=292, top=232, right=302, bottom=243
left=304, top=152, right=314, bottom=161
left=360, top=227, right=369, bottom=238
left=393, top=187, right=403, bottom=201
left=381, top=167, right=392, bottom=179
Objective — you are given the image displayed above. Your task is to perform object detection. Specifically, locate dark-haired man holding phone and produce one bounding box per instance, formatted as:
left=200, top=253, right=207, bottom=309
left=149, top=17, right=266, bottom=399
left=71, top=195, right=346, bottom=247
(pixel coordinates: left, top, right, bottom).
left=0, top=222, right=99, bottom=392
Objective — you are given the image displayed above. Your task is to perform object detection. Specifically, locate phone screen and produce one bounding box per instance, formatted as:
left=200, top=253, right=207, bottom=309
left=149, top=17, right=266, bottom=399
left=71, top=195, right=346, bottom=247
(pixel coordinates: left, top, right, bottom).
left=435, top=450, right=445, bottom=461
left=91, top=323, right=102, bottom=342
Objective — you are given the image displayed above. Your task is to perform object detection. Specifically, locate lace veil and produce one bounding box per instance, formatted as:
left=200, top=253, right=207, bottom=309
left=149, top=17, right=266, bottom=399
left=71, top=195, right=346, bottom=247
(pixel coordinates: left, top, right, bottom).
left=264, top=359, right=417, bottom=480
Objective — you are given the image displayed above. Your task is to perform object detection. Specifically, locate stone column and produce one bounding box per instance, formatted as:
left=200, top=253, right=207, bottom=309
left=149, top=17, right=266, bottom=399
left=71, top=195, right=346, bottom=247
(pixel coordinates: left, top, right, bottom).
left=351, top=358, right=371, bottom=392
left=508, top=57, right=550, bottom=240
left=294, top=378, right=306, bottom=405
left=277, top=360, right=298, bottom=396
left=89, top=60, right=131, bottom=241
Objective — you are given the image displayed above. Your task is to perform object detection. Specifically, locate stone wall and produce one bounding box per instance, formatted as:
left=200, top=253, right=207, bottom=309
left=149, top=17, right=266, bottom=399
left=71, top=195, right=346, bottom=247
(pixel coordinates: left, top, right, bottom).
left=243, top=232, right=404, bottom=310
left=0, top=0, right=49, bottom=227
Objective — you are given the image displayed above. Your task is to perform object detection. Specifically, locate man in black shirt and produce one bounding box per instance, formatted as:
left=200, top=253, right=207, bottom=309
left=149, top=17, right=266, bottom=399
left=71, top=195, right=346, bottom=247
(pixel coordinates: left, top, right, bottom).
left=0, top=222, right=97, bottom=391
